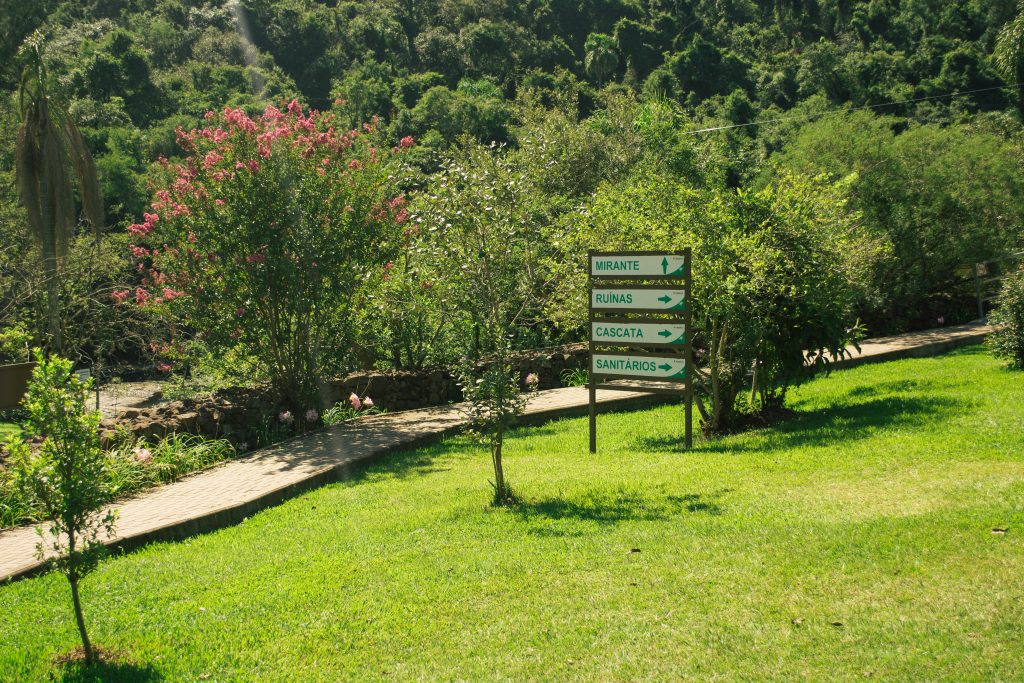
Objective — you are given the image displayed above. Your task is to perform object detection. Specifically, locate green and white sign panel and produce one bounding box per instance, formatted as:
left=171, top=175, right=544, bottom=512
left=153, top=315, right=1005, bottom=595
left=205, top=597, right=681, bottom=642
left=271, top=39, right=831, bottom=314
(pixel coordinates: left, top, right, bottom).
left=591, top=254, right=687, bottom=278
left=590, top=321, right=686, bottom=346
left=588, top=249, right=693, bottom=451
left=592, top=354, right=687, bottom=381
left=591, top=288, right=687, bottom=311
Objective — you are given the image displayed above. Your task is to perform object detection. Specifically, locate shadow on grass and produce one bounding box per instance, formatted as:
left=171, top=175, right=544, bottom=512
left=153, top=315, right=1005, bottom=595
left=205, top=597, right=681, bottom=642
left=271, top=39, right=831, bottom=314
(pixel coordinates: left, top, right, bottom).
left=635, top=394, right=964, bottom=454
left=54, top=658, right=161, bottom=683
left=512, top=488, right=727, bottom=533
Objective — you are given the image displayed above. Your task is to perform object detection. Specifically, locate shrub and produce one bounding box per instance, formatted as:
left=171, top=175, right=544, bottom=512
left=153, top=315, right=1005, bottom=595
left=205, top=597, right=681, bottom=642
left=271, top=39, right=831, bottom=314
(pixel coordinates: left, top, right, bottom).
left=105, top=433, right=236, bottom=496
left=549, top=170, right=883, bottom=433
left=988, top=267, right=1024, bottom=369
left=6, top=351, right=116, bottom=664
left=123, top=102, right=415, bottom=411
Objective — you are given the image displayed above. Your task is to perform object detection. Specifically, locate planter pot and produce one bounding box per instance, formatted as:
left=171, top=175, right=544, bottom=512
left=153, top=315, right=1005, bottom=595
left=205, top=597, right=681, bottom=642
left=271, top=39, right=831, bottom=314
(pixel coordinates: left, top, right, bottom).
left=0, top=362, right=35, bottom=410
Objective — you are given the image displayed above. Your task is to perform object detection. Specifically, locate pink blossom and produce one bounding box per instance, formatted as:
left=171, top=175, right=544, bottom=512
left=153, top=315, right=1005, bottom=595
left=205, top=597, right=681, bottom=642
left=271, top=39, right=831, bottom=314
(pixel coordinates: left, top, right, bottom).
left=130, top=245, right=151, bottom=258
left=132, top=447, right=153, bottom=465
left=155, top=361, right=172, bottom=374
left=363, top=397, right=374, bottom=409
left=304, top=409, right=319, bottom=422
left=111, top=289, right=130, bottom=304
left=399, top=135, right=415, bottom=148
left=236, top=307, right=246, bottom=317
left=348, top=159, right=362, bottom=170
left=215, top=199, right=226, bottom=206
left=162, top=288, right=184, bottom=301
left=202, top=151, right=224, bottom=170
left=279, top=410, right=294, bottom=424
left=135, top=287, right=151, bottom=305
left=525, top=372, right=540, bottom=387
left=348, top=392, right=361, bottom=411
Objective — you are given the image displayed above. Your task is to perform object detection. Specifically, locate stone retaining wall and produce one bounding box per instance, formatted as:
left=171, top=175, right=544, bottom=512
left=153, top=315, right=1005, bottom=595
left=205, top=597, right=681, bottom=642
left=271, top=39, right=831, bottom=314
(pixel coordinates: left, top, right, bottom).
left=102, top=344, right=590, bottom=448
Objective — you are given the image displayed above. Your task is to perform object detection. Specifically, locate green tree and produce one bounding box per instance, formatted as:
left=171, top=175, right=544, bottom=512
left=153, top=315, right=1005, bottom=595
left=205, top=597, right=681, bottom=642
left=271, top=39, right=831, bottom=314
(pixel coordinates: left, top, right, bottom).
left=585, top=33, right=619, bottom=86
left=549, top=169, right=881, bottom=432
left=415, top=144, right=552, bottom=503
left=8, top=352, right=116, bottom=665
left=128, top=103, right=413, bottom=410
left=14, top=34, right=103, bottom=353
left=988, top=266, right=1024, bottom=369
left=995, top=0, right=1024, bottom=118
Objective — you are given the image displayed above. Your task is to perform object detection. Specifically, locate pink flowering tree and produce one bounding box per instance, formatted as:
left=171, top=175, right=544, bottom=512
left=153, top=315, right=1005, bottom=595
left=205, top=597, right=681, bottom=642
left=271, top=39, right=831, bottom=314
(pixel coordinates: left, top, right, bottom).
left=121, top=102, right=415, bottom=409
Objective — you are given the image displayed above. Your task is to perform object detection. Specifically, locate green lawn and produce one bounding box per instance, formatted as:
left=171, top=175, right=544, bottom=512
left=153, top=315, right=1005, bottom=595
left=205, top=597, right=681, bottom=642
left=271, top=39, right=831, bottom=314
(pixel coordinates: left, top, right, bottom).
left=0, top=422, right=20, bottom=441
left=2, top=346, right=1023, bottom=681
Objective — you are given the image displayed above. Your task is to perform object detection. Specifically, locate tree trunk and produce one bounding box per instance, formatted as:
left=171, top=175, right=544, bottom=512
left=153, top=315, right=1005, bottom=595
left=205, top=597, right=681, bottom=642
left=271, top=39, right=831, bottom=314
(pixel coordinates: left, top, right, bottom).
left=492, top=427, right=507, bottom=505
left=36, top=148, right=63, bottom=354
left=69, top=573, right=94, bottom=663
left=44, top=253, right=62, bottom=353
left=749, top=358, right=759, bottom=409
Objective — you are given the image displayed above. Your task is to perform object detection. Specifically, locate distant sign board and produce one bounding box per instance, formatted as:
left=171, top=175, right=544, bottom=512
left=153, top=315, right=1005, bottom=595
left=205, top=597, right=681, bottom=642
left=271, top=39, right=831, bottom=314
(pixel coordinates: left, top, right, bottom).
left=591, top=353, right=687, bottom=381
left=590, top=254, right=687, bottom=278
left=590, top=321, right=686, bottom=346
left=591, top=288, right=687, bottom=312
left=588, top=250, right=693, bottom=451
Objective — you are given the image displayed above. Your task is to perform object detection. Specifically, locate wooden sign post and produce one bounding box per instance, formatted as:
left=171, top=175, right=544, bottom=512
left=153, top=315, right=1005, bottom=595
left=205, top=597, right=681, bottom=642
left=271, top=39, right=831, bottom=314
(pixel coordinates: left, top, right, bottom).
left=588, top=249, right=693, bottom=452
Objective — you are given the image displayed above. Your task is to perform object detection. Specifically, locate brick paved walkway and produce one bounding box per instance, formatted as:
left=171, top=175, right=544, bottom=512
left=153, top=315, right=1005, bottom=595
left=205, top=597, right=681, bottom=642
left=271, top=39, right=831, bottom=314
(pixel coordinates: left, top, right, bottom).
left=0, top=322, right=990, bottom=583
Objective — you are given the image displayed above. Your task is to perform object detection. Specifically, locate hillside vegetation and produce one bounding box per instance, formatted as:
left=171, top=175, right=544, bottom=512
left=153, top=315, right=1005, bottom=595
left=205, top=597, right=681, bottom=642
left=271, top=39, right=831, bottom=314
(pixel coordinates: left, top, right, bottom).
left=1, top=0, right=1023, bottom=372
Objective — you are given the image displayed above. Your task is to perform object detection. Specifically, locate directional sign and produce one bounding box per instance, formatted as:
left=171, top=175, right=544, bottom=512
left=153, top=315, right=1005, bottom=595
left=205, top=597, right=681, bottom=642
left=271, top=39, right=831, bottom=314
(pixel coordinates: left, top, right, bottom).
left=591, top=354, right=687, bottom=381
left=590, top=254, right=687, bottom=278
left=591, top=288, right=686, bottom=311
left=591, top=321, right=686, bottom=346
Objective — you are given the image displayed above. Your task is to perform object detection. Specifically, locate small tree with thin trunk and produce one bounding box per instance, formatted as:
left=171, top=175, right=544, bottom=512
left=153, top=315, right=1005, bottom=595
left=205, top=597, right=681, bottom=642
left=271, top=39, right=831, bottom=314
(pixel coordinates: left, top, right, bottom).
left=9, top=352, right=116, bottom=665
left=414, top=143, right=550, bottom=504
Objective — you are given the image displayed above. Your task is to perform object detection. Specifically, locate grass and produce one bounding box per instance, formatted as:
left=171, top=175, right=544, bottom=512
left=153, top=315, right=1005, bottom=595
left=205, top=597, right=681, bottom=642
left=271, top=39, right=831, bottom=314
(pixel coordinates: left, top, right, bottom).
left=1, top=346, right=1022, bottom=681
left=0, top=422, right=20, bottom=441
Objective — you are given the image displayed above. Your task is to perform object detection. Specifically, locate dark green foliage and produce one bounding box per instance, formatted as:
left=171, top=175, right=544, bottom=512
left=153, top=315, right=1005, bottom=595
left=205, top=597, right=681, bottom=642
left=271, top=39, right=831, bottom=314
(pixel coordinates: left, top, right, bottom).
left=1, top=0, right=1023, bottom=383
left=988, top=266, right=1024, bottom=368
left=771, top=111, right=1024, bottom=331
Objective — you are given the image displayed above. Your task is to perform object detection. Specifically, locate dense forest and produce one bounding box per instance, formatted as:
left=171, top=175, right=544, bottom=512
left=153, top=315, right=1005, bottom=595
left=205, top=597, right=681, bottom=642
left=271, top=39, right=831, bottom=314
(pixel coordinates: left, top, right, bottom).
left=2, top=0, right=1024, bottom=379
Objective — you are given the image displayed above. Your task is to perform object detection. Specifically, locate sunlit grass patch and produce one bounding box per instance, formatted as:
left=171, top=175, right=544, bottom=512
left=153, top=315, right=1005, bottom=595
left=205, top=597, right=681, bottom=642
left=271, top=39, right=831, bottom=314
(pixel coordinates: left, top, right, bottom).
left=1, top=346, right=1022, bottom=681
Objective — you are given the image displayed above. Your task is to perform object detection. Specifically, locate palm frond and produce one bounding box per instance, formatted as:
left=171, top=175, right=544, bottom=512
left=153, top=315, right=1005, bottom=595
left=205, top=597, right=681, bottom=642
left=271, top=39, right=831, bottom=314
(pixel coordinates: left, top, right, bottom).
left=14, top=117, right=44, bottom=245
left=62, top=114, right=104, bottom=236
left=41, top=110, right=75, bottom=257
